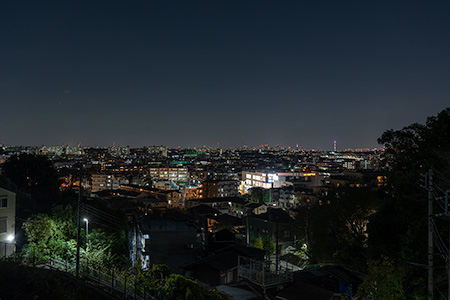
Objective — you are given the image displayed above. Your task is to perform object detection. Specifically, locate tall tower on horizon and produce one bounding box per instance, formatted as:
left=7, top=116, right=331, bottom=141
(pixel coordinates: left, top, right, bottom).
left=333, top=140, right=337, bottom=152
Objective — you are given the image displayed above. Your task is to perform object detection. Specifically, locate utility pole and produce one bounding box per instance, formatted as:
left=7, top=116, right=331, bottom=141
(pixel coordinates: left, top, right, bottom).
left=428, top=169, right=434, bottom=300
left=275, top=216, right=279, bottom=275
left=75, top=165, right=83, bottom=279
left=446, top=189, right=450, bottom=300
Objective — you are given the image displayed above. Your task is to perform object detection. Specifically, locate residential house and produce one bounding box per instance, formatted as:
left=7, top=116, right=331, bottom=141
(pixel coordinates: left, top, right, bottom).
left=0, top=187, right=15, bottom=258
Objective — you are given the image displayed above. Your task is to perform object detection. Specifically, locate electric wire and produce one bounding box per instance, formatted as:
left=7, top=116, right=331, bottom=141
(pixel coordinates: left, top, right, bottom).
left=82, top=208, right=124, bottom=224
left=434, top=182, right=448, bottom=195
left=82, top=204, right=125, bottom=223
left=431, top=218, right=449, bottom=264
left=81, top=208, right=126, bottom=229
left=81, top=205, right=126, bottom=225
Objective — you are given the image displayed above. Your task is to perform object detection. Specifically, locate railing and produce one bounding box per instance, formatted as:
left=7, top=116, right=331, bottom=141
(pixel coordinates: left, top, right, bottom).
left=238, top=256, right=293, bottom=288
left=49, top=258, right=160, bottom=300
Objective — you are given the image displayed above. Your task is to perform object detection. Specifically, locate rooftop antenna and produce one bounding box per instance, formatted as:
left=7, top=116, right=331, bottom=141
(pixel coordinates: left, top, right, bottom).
left=333, top=140, right=337, bottom=152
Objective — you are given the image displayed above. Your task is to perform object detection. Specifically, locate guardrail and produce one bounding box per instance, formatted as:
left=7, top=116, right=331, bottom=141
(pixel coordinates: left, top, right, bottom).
left=49, top=258, right=158, bottom=300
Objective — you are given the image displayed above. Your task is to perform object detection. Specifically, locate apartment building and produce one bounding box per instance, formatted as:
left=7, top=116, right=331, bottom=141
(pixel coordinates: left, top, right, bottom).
left=200, top=180, right=239, bottom=198
left=91, top=174, right=129, bottom=193
left=149, top=167, right=188, bottom=183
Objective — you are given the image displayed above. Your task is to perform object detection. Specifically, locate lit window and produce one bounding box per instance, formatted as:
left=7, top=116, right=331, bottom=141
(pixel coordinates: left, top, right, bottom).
left=0, top=197, right=7, bottom=208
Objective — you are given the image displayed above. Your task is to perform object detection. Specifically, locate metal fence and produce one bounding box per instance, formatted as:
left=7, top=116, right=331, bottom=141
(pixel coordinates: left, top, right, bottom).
left=49, top=258, right=164, bottom=300
left=238, top=256, right=293, bottom=288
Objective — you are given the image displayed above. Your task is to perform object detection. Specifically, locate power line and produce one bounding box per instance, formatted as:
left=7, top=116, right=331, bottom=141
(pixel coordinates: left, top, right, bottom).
left=82, top=204, right=125, bottom=223
left=81, top=207, right=126, bottom=229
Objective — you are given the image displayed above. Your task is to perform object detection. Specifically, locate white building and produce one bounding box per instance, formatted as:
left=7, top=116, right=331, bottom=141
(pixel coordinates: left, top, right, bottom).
left=91, top=174, right=129, bottom=193
left=149, top=167, right=188, bottom=183
left=0, top=187, right=16, bottom=258
left=242, top=171, right=323, bottom=193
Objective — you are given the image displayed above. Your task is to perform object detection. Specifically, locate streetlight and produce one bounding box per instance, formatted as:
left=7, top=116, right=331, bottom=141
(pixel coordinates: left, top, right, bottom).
left=4, top=234, right=14, bottom=258
left=83, top=218, right=89, bottom=248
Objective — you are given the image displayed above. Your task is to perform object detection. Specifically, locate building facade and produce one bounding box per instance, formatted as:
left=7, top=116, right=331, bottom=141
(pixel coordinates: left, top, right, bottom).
left=0, top=187, right=16, bottom=258
left=91, top=174, right=129, bottom=193
left=149, top=167, right=188, bottom=183
left=200, top=180, right=239, bottom=198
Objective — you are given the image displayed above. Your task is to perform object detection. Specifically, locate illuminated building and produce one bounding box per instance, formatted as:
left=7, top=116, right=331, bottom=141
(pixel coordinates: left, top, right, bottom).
left=189, top=197, right=247, bottom=217
left=149, top=167, right=188, bottom=183
left=200, top=180, right=239, bottom=198
left=91, top=174, right=128, bottom=192
left=0, top=187, right=16, bottom=258
left=241, top=171, right=326, bottom=196
left=242, top=171, right=285, bottom=189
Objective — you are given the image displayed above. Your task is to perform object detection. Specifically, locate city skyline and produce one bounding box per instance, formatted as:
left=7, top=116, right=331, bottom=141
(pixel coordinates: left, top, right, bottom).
left=2, top=1, right=450, bottom=149
left=0, top=140, right=382, bottom=152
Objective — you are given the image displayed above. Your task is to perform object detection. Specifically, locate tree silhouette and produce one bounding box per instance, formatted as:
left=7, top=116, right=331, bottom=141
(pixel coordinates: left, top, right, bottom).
left=369, top=107, right=450, bottom=298
left=2, top=153, right=60, bottom=213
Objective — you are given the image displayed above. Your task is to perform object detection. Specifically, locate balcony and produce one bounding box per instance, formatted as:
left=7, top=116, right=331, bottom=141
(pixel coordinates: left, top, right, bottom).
left=238, top=257, right=293, bottom=288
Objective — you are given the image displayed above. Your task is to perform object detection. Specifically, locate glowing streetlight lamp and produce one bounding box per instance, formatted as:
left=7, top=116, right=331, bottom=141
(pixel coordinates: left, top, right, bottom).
left=83, top=218, right=89, bottom=247
left=4, top=234, right=14, bottom=258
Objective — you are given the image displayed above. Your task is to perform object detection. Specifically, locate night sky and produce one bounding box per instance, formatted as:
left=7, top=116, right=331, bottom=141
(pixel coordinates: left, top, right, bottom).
left=1, top=1, right=449, bottom=149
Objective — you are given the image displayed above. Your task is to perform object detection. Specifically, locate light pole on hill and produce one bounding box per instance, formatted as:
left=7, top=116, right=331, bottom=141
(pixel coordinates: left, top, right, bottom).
left=83, top=218, right=89, bottom=248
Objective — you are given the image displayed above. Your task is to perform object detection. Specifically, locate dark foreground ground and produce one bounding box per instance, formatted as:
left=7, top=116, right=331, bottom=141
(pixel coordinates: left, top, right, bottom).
left=0, top=261, right=114, bottom=300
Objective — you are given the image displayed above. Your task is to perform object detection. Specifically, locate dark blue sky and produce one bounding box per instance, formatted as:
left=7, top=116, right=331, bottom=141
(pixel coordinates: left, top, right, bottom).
left=1, top=1, right=449, bottom=149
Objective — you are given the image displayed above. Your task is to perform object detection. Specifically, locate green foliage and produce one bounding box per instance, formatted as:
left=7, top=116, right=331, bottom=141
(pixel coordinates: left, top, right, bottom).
left=250, top=236, right=274, bottom=254
left=81, top=199, right=129, bottom=266
left=378, top=107, right=450, bottom=176
left=371, top=107, right=450, bottom=298
left=21, top=213, right=77, bottom=264
left=83, top=229, right=118, bottom=269
left=248, top=187, right=273, bottom=203
left=22, top=214, right=56, bottom=243
left=84, top=227, right=128, bottom=268
left=263, top=238, right=275, bottom=255
left=133, top=264, right=229, bottom=300
left=308, top=186, right=379, bottom=270
left=251, top=237, right=264, bottom=250
left=211, top=221, right=236, bottom=233
left=20, top=202, right=128, bottom=268
left=136, top=263, right=172, bottom=291
left=162, top=274, right=205, bottom=300
left=358, top=256, right=406, bottom=300
left=52, top=204, right=77, bottom=238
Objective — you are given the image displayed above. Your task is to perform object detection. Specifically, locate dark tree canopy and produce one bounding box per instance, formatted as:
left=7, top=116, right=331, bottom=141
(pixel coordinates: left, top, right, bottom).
left=307, top=186, right=379, bottom=271
left=368, top=107, right=450, bottom=298
left=373, top=108, right=450, bottom=258
left=2, top=153, right=60, bottom=213
left=378, top=107, right=450, bottom=188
